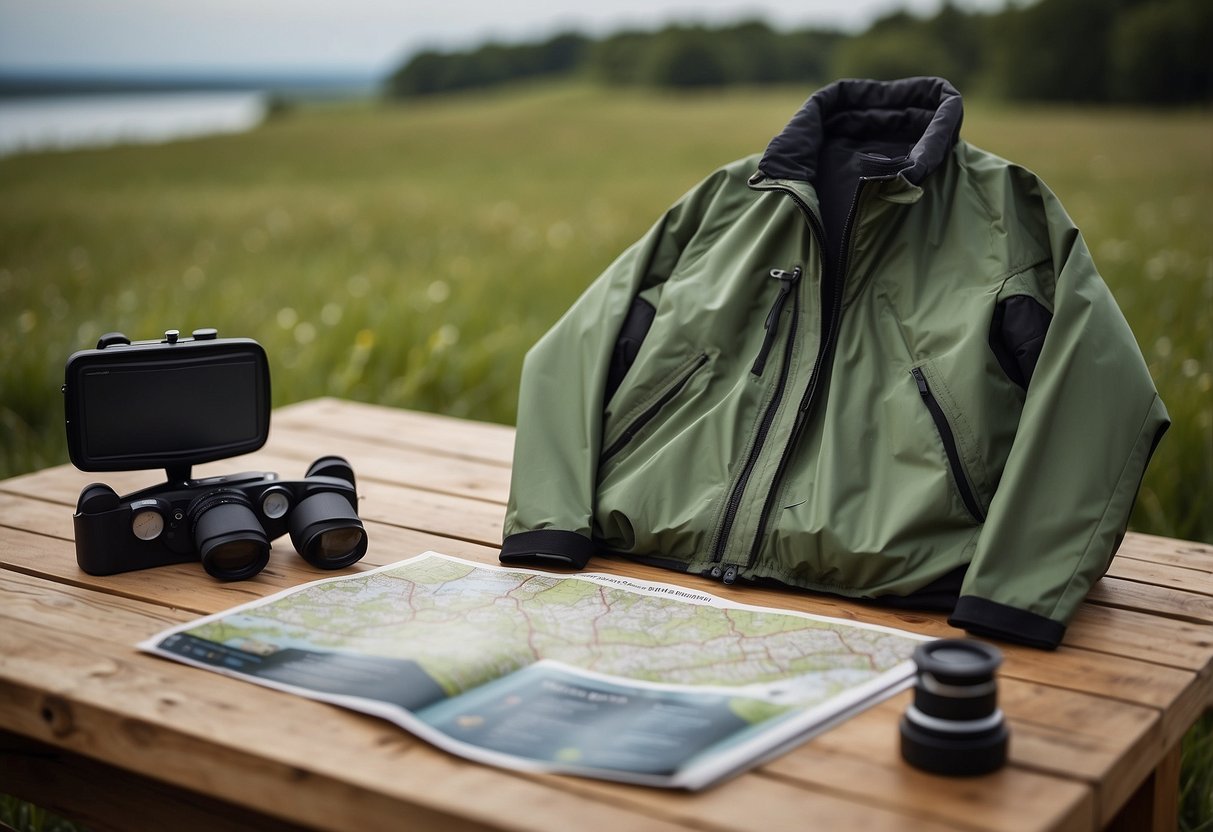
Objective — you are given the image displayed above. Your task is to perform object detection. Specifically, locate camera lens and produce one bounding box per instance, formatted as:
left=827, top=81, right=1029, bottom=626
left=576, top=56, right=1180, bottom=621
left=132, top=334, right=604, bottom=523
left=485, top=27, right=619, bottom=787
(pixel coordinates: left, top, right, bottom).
left=187, top=489, right=270, bottom=581
left=288, top=491, right=368, bottom=569
left=899, top=639, right=1008, bottom=776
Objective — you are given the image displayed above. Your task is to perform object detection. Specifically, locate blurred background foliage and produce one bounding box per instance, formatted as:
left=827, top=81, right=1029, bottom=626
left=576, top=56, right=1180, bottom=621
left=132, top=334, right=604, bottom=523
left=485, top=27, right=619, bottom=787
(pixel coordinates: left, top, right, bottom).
left=389, top=0, right=1213, bottom=105
left=1, top=86, right=1209, bottom=547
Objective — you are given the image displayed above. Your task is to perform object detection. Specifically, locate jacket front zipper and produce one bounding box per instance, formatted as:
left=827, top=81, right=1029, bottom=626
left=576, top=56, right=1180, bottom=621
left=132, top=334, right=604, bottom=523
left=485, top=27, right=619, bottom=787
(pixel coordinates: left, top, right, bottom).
left=600, top=353, right=709, bottom=465
left=734, top=181, right=868, bottom=580
left=911, top=367, right=986, bottom=522
left=712, top=182, right=856, bottom=584
left=710, top=264, right=802, bottom=582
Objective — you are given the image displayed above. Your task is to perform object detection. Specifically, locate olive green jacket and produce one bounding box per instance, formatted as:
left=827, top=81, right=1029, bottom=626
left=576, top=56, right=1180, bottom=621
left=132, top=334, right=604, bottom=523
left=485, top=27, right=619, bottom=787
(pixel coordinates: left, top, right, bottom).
left=501, top=78, right=1168, bottom=649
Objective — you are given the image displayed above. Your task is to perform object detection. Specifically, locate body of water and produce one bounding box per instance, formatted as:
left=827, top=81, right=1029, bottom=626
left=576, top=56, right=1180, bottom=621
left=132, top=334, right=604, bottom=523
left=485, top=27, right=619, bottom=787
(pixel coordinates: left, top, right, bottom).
left=0, top=91, right=267, bottom=157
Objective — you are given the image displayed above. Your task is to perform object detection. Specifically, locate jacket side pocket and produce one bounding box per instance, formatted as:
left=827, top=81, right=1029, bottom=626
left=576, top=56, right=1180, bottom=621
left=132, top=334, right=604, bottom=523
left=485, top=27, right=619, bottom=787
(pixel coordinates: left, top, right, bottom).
left=601, top=352, right=709, bottom=466
left=910, top=366, right=986, bottom=523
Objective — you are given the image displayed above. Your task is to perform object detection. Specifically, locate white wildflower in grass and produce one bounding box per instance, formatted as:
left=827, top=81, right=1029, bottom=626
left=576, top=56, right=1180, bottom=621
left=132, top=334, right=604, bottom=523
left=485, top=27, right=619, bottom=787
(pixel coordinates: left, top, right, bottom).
left=321, top=303, right=343, bottom=327
left=427, top=280, right=450, bottom=304
left=433, top=324, right=460, bottom=351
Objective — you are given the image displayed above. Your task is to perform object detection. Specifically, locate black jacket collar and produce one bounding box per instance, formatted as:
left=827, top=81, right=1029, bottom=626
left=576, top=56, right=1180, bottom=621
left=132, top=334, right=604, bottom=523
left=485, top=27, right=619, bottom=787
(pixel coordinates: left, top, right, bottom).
left=757, top=77, right=964, bottom=187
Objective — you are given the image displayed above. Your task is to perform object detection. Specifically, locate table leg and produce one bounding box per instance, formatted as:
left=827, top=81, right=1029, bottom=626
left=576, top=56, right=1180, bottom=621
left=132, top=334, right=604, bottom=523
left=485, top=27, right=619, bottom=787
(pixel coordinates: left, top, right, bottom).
left=1107, top=739, right=1181, bottom=832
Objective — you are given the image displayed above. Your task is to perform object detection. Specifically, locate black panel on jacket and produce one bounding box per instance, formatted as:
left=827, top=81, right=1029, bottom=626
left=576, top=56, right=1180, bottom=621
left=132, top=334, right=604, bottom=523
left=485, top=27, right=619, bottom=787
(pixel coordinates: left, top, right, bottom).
left=605, top=296, right=656, bottom=403
left=989, top=294, right=1053, bottom=389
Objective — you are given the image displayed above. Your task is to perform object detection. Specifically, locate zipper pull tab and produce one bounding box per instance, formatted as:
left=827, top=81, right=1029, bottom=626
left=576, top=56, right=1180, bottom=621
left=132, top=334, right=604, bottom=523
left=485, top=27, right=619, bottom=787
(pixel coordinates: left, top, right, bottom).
left=722, top=564, right=738, bottom=585
left=912, top=366, right=929, bottom=396
left=751, top=266, right=802, bottom=376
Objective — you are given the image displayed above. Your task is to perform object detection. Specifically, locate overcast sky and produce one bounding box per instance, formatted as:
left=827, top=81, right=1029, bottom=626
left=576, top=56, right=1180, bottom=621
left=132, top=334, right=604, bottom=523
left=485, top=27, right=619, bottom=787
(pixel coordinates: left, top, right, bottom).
left=0, top=0, right=1002, bottom=75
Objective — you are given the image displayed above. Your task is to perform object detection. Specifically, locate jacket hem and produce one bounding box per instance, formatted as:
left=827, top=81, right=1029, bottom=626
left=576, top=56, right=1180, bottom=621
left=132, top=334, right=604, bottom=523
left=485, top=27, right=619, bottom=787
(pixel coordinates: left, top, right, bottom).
left=500, top=530, right=593, bottom=569
left=948, top=595, right=1065, bottom=650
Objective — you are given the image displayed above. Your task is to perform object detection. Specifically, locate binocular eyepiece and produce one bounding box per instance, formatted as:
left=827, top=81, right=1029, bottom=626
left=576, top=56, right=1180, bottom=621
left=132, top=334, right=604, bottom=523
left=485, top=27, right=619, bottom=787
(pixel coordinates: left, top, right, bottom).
left=75, top=455, right=369, bottom=581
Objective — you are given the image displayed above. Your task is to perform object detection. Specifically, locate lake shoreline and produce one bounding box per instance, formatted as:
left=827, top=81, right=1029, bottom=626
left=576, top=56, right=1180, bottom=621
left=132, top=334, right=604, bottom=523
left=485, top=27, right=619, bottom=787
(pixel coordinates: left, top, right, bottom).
left=0, top=91, right=268, bottom=157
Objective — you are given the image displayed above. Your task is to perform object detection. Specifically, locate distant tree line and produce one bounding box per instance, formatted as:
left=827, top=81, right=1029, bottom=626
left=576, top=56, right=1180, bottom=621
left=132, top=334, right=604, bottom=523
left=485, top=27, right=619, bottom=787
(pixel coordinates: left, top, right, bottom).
left=387, top=0, right=1212, bottom=105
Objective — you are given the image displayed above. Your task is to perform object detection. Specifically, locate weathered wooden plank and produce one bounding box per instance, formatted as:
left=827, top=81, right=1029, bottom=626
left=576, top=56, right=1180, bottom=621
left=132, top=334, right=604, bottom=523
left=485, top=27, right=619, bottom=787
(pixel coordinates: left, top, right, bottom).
left=1087, top=576, right=1213, bottom=625
left=1116, top=533, right=1213, bottom=574
left=550, top=769, right=973, bottom=832
left=0, top=521, right=494, bottom=616
left=990, top=680, right=1159, bottom=826
left=0, top=438, right=511, bottom=509
left=1106, top=556, right=1213, bottom=598
left=265, top=429, right=512, bottom=502
left=273, top=397, right=515, bottom=468
left=1064, top=602, right=1213, bottom=672
left=756, top=687, right=1096, bottom=832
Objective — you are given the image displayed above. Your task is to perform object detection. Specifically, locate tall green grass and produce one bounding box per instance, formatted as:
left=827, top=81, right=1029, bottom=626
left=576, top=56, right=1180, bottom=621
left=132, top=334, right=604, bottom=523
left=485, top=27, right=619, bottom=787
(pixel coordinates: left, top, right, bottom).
left=0, top=79, right=1210, bottom=831
left=1, top=84, right=1208, bottom=544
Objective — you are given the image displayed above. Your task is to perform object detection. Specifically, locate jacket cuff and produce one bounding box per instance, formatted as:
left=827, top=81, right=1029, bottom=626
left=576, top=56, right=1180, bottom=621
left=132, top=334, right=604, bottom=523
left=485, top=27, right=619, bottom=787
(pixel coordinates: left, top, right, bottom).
left=948, top=595, right=1066, bottom=650
left=500, top=530, right=593, bottom=569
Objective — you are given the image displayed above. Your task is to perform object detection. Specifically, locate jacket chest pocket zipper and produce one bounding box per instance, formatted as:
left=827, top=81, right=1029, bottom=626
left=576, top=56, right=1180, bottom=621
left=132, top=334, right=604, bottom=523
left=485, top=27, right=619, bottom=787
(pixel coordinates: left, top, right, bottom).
left=911, top=367, right=986, bottom=523
left=601, top=353, right=709, bottom=465
left=752, top=266, right=802, bottom=376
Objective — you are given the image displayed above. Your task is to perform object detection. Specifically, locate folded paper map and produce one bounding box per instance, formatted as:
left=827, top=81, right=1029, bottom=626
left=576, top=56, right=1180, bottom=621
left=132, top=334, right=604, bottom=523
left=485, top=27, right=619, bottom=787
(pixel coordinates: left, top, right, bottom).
left=140, top=552, right=930, bottom=789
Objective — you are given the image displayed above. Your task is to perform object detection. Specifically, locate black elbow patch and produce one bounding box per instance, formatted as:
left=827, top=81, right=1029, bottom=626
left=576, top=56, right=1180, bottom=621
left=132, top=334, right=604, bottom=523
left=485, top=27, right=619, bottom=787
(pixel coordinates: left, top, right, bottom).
left=989, top=295, right=1052, bottom=389
left=605, top=296, right=656, bottom=402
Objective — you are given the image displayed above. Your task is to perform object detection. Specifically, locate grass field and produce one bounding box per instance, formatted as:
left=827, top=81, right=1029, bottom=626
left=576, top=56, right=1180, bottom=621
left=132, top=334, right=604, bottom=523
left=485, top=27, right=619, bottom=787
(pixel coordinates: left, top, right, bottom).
left=0, top=80, right=1211, bottom=828
left=1, top=83, right=1209, bottom=544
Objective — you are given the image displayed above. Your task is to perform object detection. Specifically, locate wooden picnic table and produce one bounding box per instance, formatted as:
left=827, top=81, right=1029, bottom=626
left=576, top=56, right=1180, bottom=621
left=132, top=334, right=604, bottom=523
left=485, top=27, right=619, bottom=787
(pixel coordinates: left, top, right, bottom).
left=1, top=397, right=1210, bottom=831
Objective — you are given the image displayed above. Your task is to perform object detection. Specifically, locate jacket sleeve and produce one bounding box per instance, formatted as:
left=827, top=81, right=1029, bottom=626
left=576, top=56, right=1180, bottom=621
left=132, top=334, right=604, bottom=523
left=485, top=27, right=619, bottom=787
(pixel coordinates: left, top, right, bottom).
left=948, top=187, right=1170, bottom=649
left=500, top=170, right=730, bottom=569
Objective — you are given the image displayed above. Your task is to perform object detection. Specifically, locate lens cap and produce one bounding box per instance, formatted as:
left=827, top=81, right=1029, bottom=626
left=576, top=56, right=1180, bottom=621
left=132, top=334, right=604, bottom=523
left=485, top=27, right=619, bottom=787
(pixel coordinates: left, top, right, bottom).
left=899, top=639, right=1008, bottom=776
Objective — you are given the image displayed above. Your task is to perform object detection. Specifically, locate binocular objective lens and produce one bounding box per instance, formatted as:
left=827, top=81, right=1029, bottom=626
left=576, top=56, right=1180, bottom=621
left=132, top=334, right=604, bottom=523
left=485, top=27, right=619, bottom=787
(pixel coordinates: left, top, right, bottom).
left=187, top=489, right=271, bottom=581
left=207, top=539, right=266, bottom=573
left=313, top=527, right=366, bottom=562
left=288, top=491, right=369, bottom=570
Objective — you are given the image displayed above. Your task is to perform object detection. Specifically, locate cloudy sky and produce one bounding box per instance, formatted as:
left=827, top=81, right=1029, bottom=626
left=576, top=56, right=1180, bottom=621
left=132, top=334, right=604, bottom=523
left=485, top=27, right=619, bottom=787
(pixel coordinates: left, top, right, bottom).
left=0, top=0, right=1000, bottom=75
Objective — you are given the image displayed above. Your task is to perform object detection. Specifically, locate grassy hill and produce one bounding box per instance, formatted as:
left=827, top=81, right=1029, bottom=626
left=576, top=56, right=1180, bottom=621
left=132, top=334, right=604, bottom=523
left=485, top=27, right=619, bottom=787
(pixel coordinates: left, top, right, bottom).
left=1, top=83, right=1209, bottom=543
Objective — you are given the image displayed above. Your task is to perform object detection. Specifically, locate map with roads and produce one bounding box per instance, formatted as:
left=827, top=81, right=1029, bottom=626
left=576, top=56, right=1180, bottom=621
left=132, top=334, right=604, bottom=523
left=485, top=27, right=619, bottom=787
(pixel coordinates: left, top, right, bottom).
left=143, top=552, right=928, bottom=787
